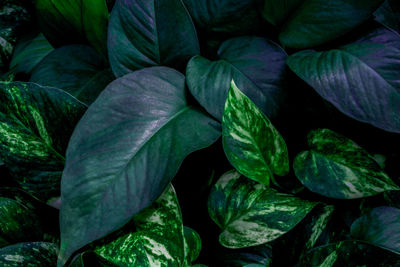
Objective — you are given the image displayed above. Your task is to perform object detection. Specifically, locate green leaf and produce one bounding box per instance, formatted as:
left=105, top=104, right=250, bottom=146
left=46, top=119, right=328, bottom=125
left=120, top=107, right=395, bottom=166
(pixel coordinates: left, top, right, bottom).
left=298, top=240, right=400, bottom=266
left=36, top=0, right=109, bottom=56
left=222, top=81, right=289, bottom=186
left=94, top=185, right=187, bottom=266
left=278, top=0, right=383, bottom=48
left=293, top=129, right=399, bottom=199
left=0, top=242, right=58, bottom=266
left=0, top=82, right=86, bottom=202
left=9, top=32, right=53, bottom=75
left=59, top=67, right=221, bottom=265
left=217, top=244, right=272, bottom=267
left=208, top=170, right=317, bottom=248
left=108, top=0, right=199, bottom=77
left=183, top=226, right=202, bottom=264
left=374, top=0, right=400, bottom=34
left=351, top=206, right=400, bottom=253
left=287, top=41, right=400, bottom=133
left=30, top=45, right=114, bottom=105
left=186, top=36, right=288, bottom=121
left=262, top=0, right=303, bottom=26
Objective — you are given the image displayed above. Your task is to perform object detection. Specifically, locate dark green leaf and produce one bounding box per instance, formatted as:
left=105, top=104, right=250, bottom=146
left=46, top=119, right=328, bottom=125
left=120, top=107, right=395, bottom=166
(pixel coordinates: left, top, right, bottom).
left=0, top=242, right=57, bottom=266
left=279, top=0, right=383, bottom=48
left=59, top=67, right=220, bottom=265
left=187, top=36, right=288, bottom=121
left=217, top=244, right=272, bottom=267
left=0, top=82, right=86, bottom=202
left=293, top=129, right=399, bottom=199
left=183, top=226, right=202, bottom=264
left=262, top=0, right=303, bottom=26
left=298, top=240, right=400, bottom=266
left=351, top=206, right=400, bottom=253
left=36, top=0, right=109, bottom=56
left=374, top=0, right=400, bottom=34
left=30, top=45, right=114, bottom=105
left=287, top=41, right=400, bottom=133
left=208, top=170, right=317, bottom=248
left=222, top=81, right=289, bottom=185
left=108, top=0, right=199, bottom=77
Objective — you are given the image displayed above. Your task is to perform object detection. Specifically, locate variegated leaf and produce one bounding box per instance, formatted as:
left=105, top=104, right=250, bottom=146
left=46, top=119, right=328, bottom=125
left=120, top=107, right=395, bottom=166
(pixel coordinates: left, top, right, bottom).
left=293, top=129, right=399, bottom=199
left=183, top=226, right=202, bottom=265
left=0, top=242, right=58, bottom=266
left=208, top=170, right=317, bottom=248
left=222, top=80, right=289, bottom=186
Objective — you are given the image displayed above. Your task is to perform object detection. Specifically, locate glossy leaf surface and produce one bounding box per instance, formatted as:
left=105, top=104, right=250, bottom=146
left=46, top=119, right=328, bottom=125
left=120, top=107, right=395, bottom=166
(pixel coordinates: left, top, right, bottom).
left=0, top=242, right=58, bottom=266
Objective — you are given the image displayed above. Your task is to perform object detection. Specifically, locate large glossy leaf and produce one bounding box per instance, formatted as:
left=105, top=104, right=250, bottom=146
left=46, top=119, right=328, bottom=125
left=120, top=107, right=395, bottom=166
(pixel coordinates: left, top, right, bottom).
left=187, top=36, right=288, bottom=121
left=94, top=185, right=188, bottom=266
left=35, top=0, right=109, bottom=56
left=9, top=32, right=53, bottom=75
left=30, top=45, right=114, bottom=105
left=0, top=82, right=86, bottom=202
left=287, top=41, right=400, bottom=133
left=293, top=129, right=399, bottom=199
left=108, top=0, right=199, bottom=77
left=374, top=0, right=400, bottom=34
left=351, top=206, right=400, bottom=253
left=59, top=67, right=221, bottom=265
left=298, top=240, right=400, bottom=266
left=278, top=0, right=383, bottom=48
left=182, top=0, right=262, bottom=35
left=0, top=242, right=58, bottom=266
left=222, top=81, right=289, bottom=186
left=208, top=170, right=317, bottom=248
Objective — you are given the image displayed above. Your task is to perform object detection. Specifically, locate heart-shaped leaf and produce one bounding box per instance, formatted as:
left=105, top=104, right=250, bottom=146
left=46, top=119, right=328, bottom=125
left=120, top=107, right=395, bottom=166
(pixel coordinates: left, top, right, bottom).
left=287, top=40, right=400, bottom=133
left=36, top=0, right=109, bottom=56
left=351, top=206, right=400, bottom=253
left=59, top=67, right=220, bottom=265
left=30, top=45, right=114, bottom=105
left=108, top=0, right=199, bottom=77
left=278, top=0, right=383, bottom=48
left=222, top=81, right=289, bottom=186
left=183, top=226, right=202, bottom=264
left=0, top=242, right=58, bottom=266
left=293, top=129, right=399, bottom=199
left=208, top=170, right=317, bottom=248
left=374, top=0, right=400, bottom=34
left=0, top=82, right=86, bottom=202
left=187, top=36, right=288, bottom=121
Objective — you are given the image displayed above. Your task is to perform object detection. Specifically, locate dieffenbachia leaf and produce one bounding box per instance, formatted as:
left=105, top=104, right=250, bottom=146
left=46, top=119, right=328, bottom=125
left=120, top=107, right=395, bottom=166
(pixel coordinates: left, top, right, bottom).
left=0, top=242, right=58, bottom=266
left=0, top=82, right=87, bottom=202
left=182, top=0, right=262, bottom=35
left=94, top=185, right=188, bottom=266
left=287, top=40, right=400, bottom=133
left=277, top=0, right=383, bottom=48
left=187, top=36, right=288, bottom=121
left=374, top=0, right=400, bottom=34
left=59, top=67, right=220, bottom=265
left=208, top=170, right=317, bottom=248
left=107, top=0, right=199, bottom=77
left=298, top=240, right=400, bottom=266
left=30, top=45, right=114, bottom=105
left=222, top=81, right=289, bottom=186
left=293, top=129, right=399, bottom=199
left=36, top=0, right=109, bottom=56
left=9, top=32, right=53, bottom=76
left=351, top=206, right=400, bottom=253
left=183, top=226, right=202, bottom=264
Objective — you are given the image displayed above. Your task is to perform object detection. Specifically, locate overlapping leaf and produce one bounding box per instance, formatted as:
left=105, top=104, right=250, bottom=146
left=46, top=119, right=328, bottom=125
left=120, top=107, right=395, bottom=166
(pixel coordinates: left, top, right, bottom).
left=208, top=170, right=317, bottom=248
left=222, top=81, right=289, bottom=185
left=0, top=242, right=58, bottom=266
left=294, top=129, right=399, bottom=199
left=374, top=0, right=400, bottom=34
left=59, top=67, right=220, bottom=265
left=108, top=0, right=199, bottom=77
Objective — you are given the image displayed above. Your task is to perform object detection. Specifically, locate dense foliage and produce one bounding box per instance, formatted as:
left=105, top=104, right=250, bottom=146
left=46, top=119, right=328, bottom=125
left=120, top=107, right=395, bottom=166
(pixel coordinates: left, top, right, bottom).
left=0, top=0, right=400, bottom=266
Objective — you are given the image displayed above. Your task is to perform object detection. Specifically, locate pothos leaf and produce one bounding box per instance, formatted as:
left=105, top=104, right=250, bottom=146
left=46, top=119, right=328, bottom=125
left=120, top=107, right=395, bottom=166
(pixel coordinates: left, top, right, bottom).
left=294, top=129, right=399, bottom=199
left=217, top=244, right=272, bottom=267
left=0, top=242, right=58, bottom=266
left=59, top=67, right=220, bottom=265
left=0, top=82, right=86, bottom=202
left=222, top=81, right=289, bottom=186
left=108, top=0, right=200, bottom=77
left=351, top=206, right=400, bottom=254
left=208, top=170, right=317, bottom=248
left=183, top=226, right=202, bottom=264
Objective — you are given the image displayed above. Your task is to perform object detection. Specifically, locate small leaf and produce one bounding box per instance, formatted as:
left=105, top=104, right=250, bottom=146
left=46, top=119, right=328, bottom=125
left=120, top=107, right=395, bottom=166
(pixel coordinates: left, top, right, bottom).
left=293, top=129, right=399, bottom=199
left=0, top=242, right=58, bottom=266
left=59, top=67, right=220, bottom=265
left=108, top=0, right=199, bottom=77
left=222, top=81, right=289, bottom=186
left=208, top=170, right=317, bottom=248
left=217, top=244, right=272, bottom=267
left=351, top=206, right=400, bottom=253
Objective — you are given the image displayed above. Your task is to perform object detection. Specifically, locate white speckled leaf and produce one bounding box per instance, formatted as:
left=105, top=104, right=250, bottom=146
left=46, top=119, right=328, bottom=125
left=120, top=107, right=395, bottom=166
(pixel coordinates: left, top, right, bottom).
left=0, top=242, right=58, bottom=266
left=208, top=170, right=317, bottom=248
